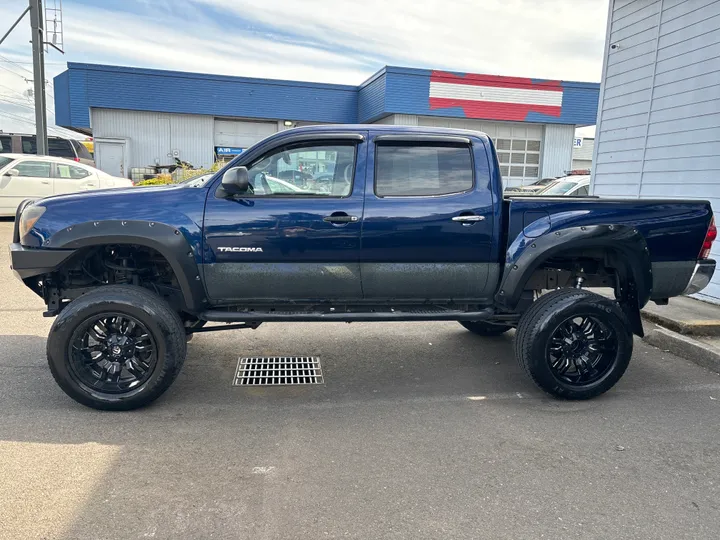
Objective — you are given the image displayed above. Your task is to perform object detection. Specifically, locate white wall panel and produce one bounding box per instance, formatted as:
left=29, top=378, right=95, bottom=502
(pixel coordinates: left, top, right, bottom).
left=541, top=124, right=574, bottom=178
left=213, top=119, right=277, bottom=148
left=92, top=108, right=214, bottom=172
left=593, top=0, right=720, bottom=299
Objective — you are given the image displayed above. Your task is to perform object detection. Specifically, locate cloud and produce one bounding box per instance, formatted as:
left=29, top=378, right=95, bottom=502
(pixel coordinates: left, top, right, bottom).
left=0, top=0, right=607, bottom=136
left=193, top=0, right=607, bottom=81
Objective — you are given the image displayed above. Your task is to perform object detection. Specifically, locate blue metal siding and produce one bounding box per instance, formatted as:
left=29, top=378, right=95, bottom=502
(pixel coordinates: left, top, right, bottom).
left=357, top=71, right=386, bottom=123
left=55, top=63, right=599, bottom=131
left=66, top=69, right=90, bottom=129
left=63, top=63, right=358, bottom=128
left=384, top=69, right=440, bottom=117
left=52, top=71, right=71, bottom=127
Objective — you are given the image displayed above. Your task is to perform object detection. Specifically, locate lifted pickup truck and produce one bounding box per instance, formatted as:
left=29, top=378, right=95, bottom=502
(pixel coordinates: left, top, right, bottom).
left=9, top=125, right=716, bottom=410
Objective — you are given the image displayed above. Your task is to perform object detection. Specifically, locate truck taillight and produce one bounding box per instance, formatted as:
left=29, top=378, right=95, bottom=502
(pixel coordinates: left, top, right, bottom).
left=700, top=216, right=716, bottom=259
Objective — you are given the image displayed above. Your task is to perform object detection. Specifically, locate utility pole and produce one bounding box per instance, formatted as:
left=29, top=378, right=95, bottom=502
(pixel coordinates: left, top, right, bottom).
left=29, top=0, right=48, bottom=156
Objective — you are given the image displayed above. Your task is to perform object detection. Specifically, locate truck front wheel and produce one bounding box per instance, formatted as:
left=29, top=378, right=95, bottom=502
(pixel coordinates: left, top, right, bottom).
left=514, top=289, right=633, bottom=400
left=47, top=285, right=187, bottom=410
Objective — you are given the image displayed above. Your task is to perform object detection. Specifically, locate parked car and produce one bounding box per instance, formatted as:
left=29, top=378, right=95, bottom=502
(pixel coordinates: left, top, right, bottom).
left=0, top=154, right=132, bottom=216
left=9, top=125, right=716, bottom=410
left=0, top=133, right=95, bottom=167
left=504, top=177, right=557, bottom=194
left=537, top=175, right=591, bottom=197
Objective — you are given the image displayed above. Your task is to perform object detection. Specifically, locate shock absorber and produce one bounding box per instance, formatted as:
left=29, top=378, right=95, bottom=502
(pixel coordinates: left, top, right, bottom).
left=575, top=269, right=585, bottom=289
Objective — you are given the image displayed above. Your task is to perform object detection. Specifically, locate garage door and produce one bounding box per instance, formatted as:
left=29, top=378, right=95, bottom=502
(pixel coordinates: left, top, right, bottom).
left=214, top=120, right=277, bottom=150
left=417, top=117, right=543, bottom=188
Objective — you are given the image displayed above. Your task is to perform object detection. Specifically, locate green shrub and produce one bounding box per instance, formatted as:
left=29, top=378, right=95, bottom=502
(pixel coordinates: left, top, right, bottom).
left=134, top=161, right=225, bottom=186
left=136, top=174, right=173, bottom=186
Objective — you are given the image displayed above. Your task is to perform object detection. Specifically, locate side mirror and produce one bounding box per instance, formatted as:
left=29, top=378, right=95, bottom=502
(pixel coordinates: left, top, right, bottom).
left=221, top=166, right=249, bottom=195
left=4, top=168, right=19, bottom=177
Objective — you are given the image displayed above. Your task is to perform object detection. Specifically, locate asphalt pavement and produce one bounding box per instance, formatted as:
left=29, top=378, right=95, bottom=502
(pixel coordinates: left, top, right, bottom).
left=1, top=218, right=719, bottom=540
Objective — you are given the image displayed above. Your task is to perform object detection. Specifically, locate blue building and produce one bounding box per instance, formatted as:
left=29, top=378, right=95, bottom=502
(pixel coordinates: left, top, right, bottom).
left=54, top=63, right=599, bottom=187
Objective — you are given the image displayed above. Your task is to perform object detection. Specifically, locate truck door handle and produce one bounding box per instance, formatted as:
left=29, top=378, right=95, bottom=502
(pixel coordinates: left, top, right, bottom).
left=323, top=214, right=359, bottom=224
left=452, top=215, right=485, bottom=223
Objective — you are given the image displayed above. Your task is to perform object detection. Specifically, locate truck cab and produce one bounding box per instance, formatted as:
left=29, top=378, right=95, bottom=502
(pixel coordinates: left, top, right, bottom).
left=204, top=127, right=499, bottom=305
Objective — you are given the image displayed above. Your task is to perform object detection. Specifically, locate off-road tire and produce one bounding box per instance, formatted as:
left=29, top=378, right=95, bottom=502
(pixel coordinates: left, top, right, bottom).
left=459, top=320, right=512, bottom=336
left=514, top=288, right=633, bottom=400
left=47, top=285, right=187, bottom=410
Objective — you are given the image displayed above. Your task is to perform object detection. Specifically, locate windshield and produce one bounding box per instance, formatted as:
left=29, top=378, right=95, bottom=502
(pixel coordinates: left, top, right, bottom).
left=0, top=156, right=15, bottom=169
left=536, top=177, right=556, bottom=186
left=540, top=181, right=578, bottom=195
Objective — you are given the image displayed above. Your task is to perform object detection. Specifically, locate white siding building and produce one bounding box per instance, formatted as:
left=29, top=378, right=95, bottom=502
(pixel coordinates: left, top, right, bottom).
left=592, top=0, right=720, bottom=301
left=572, top=137, right=595, bottom=171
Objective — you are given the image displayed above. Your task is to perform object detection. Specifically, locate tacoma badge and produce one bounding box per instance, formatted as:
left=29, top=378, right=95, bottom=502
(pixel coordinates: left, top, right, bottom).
left=218, top=247, right=263, bottom=253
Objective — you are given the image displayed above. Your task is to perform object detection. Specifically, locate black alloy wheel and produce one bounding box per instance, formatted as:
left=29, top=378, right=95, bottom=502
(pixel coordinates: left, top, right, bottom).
left=69, top=314, right=158, bottom=394
left=546, top=315, right=616, bottom=386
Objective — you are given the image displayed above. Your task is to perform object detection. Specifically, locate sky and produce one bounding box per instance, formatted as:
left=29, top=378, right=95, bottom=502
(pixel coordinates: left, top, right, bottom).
left=0, top=0, right=608, bottom=139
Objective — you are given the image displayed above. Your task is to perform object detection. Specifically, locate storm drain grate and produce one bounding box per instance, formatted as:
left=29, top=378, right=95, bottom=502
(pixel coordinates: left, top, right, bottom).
left=233, top=356, right=324, bottom=386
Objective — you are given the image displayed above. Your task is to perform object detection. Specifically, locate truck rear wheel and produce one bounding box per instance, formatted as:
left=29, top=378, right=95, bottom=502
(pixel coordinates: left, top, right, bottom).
left=459, top=321, right=512, bottom=336
left=47, top=285, right=187, bottom=411
left=514, top=289, right=632, bottom=400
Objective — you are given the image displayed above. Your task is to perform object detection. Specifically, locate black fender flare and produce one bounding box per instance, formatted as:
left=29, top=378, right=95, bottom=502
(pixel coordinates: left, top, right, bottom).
left=45, top=220, right=207, bottom=312
left=496, top=224, right=653, bottom=312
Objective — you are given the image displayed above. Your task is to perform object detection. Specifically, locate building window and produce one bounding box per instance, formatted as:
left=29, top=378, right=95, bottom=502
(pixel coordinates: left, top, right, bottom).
left=495, top=137, right=542, bottom=185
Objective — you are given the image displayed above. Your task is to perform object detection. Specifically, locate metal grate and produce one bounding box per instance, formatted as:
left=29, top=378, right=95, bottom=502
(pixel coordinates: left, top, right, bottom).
left=233, top=356, right=324, bottom=386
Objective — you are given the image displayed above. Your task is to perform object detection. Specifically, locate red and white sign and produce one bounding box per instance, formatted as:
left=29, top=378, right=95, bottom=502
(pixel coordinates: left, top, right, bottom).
left=429, top=70, right=564, bottom=121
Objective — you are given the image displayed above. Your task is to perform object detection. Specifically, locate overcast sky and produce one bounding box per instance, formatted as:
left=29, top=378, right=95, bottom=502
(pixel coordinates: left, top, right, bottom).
left=0, top=0, right=607, bottom=138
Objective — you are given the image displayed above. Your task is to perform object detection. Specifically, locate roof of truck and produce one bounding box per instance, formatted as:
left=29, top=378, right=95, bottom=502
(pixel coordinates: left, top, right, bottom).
left=289, top=124, right=491, bottom=137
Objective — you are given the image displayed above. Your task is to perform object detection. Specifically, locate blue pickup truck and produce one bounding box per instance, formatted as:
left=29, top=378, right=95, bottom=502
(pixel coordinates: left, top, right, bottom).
left=9, top=125, right=716, bottom=410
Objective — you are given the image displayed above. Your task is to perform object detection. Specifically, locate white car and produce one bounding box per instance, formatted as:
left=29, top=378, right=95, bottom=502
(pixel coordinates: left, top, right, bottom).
left=536, top=175, right=591, bottom=197
left=0, top=154, right=133, bottom=216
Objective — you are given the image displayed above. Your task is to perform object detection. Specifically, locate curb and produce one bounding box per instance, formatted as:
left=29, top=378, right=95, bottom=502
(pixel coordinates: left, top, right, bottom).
left=643, top=327, right=720, bottom=374
left=641, top=310, right=720, bottom=337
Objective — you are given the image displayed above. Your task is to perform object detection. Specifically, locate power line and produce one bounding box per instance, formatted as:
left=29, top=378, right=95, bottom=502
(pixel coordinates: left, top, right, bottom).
left=0, top=81, right=28, bottom=95
left=0, top=53, right=34, bottom=76
left=0, top=81, right=57, bottom=115
left=0, top=62, right=30, bottom=80
left=0, top=61, right=55, bottom=100
left=0, top=95, right=55, bottom=116
left=0, top=110, right=76, bottom=137
left=0, top=59, right=66, bottom=66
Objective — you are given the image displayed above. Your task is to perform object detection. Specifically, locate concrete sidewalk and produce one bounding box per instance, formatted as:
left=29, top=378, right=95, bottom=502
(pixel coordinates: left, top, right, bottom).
left=641, top=296, right=720, bottom=373
left=642, top=296, right=720, bottom=336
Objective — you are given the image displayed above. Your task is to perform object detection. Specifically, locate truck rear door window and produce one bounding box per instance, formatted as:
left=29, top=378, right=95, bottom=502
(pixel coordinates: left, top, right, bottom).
left=375, top=143, right=473, bottom=197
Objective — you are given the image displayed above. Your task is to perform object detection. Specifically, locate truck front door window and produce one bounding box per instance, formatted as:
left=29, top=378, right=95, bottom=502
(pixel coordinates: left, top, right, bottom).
left=375, top=144, right=473, bottom=197
left=246, top=144, right=355, bottom=197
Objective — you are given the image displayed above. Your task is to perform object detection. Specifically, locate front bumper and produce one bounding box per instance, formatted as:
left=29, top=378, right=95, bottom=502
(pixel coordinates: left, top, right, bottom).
left=683, top=260, right=716, bottom=295
left=8, top=243, right=76, bottom=280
